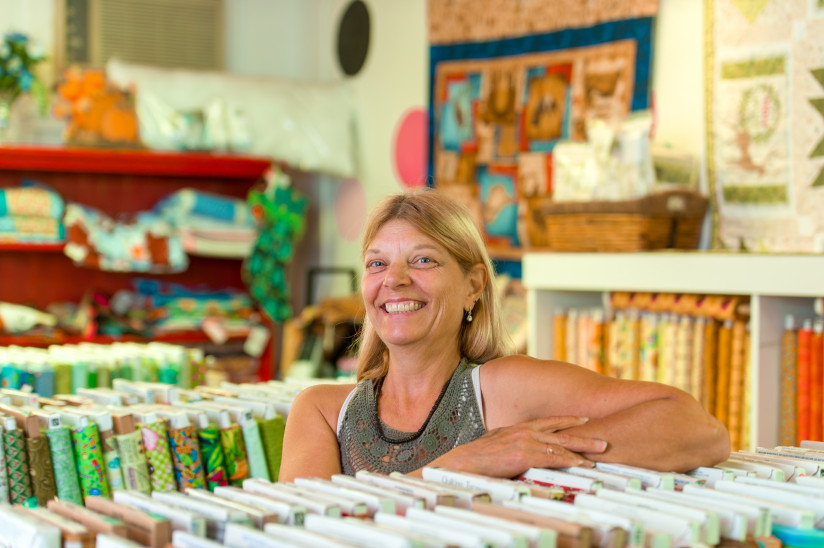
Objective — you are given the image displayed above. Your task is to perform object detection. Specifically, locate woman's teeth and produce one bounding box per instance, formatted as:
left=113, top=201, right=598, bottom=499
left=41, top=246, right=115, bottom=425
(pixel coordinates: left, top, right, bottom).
left=384, top=302, right=423, bottom=314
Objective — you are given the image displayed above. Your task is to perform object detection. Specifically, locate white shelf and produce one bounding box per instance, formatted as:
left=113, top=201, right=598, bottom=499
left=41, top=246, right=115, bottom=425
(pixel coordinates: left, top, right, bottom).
left=522, top=251, right=824, bottom=449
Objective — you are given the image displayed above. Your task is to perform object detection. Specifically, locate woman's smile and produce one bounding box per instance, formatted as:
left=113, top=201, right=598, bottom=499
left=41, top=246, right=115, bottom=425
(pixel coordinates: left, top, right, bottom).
left=382, top=300, right=425, bottom=314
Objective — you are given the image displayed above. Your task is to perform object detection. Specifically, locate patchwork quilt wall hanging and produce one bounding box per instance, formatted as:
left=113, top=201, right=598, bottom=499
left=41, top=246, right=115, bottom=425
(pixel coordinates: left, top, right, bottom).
left=427, top=0, right=659, bottom=250
left=705, top=0, right=824, bottom=252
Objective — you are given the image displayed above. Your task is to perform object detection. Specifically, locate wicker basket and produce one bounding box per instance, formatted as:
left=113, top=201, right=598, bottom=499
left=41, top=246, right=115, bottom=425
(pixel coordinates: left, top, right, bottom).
left=526, top=189, right=708, bottom=252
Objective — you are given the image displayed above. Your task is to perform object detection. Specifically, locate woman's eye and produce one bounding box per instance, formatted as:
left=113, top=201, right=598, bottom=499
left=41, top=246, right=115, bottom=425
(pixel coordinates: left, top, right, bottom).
left=414, top=257, right=436, bottom=266
left=366, top=260, right=385, bottom=269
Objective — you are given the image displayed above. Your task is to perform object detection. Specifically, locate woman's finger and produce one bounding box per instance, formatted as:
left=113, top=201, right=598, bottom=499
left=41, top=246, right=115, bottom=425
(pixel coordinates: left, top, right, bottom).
left=526, top=416, right=590, bottom=433
left=541, top=442, right=595, bottom=468
left=539, top=432, right=608, bottom=455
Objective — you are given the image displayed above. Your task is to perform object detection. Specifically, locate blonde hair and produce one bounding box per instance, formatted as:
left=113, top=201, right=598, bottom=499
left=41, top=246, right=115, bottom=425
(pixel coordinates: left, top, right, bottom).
left=356, top=189, right=513, bottom=381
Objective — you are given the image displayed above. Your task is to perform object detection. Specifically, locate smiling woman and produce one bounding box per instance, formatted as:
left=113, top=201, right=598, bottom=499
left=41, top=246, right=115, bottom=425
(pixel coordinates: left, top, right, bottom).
left=278, top=188, right=731, bottom=482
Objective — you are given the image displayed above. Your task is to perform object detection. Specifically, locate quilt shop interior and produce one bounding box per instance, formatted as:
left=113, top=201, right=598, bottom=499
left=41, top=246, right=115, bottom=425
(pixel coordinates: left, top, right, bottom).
left=0, top=1, right=823, bottom=547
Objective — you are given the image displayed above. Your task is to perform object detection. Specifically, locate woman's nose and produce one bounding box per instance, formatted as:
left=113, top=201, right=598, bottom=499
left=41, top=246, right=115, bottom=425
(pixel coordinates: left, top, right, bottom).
left=383, top=261, right=410, bottom=287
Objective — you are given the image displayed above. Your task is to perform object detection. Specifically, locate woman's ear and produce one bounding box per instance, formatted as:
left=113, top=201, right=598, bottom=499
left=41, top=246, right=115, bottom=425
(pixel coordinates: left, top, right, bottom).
left=467, top=264, right=487, bottom=304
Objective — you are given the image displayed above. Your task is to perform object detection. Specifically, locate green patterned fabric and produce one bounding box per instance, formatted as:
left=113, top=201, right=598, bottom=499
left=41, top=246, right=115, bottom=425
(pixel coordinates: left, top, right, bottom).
left=45, top=426, right=83, bottom=505
left=111, top=430, right=151, bottom=495
left=26, top=435, right=57, bottom=505
left=197, top=425, right=227, bottom=491
left=219, top=424, right=249, bottom=486
left=4, top=428, right=33, bottom=504
left=0, top=427, right=8, bottom=502
left=258, top=417, right=285, bottom=482
left=70, top=423, right=110, bottom=500
left=138, top=420, right=176, bottom=492
left=100, top=429, right=125, bottom=493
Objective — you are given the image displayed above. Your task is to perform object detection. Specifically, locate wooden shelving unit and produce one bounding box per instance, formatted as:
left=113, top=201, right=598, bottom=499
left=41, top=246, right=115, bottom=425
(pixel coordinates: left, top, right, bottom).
left=522, top=251, right=824, bottom=449
left=0, top=144, right=278, bottom=379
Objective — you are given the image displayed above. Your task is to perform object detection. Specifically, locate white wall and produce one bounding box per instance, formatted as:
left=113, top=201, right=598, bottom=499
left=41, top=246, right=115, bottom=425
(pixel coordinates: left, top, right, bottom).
left=653, top=0, right=704, bottom=157
left=225, top=0, right=324, bottom=80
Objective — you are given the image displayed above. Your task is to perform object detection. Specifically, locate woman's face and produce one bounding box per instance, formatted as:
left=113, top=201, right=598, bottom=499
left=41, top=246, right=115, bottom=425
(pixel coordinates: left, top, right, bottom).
left=361, top=219, right=480, bottom=353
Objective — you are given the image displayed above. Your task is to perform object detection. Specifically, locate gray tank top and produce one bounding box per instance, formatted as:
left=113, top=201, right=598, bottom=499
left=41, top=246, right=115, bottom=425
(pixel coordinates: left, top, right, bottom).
left=338, top=359, right=487, bottom=475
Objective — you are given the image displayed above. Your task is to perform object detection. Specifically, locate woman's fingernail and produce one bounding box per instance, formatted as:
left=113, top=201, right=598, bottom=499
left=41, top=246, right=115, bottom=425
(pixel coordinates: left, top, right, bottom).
left=596, top=440, right=608, bottom=451
left=579, top=459, right=595, bottom=468
left=582, top=417, right=590, bottom=422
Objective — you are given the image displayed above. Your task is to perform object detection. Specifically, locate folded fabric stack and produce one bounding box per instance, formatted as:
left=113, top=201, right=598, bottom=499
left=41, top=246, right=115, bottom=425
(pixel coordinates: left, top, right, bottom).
left=63, top=204, right=188, bottom=273
left=154, top=188, right=258, bottom=259
left=133, top=278, right=258, bottom=335
left=0, top=183, right=65, bottom=244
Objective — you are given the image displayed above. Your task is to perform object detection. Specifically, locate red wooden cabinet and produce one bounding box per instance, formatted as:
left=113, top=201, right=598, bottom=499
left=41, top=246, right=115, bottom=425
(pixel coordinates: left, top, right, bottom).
left=0, top=144, right=276, bottom=380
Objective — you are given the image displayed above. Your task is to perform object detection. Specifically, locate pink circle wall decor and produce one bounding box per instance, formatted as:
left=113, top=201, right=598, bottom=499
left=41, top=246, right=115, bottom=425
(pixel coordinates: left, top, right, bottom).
left=392, top=107, right=428, bottom=188
left=334, top=178, right=367, bottom=241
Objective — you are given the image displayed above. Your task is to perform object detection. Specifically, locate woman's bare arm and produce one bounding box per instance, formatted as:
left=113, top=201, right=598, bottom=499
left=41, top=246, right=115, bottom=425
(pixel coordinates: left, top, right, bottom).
left=479, top=355, right=730, bottom=472
left=278, top=383, right=353, bottom=482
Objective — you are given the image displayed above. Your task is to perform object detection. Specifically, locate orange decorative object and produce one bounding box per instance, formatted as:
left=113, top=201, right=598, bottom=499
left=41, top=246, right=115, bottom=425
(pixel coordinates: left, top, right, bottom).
left=53, top=67, right=141, bottom=147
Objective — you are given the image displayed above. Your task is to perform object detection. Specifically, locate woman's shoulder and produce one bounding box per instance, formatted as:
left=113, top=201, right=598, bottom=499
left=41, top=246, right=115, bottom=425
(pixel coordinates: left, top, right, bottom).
left=477, top=353, right=543, bottom=373
left=296, top=381, right=358, bottom=405
left=292, top=381, right=358, bottom=419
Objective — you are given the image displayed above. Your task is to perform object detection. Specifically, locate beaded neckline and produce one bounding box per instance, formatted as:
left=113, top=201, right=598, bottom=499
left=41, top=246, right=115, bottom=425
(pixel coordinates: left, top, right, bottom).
left=371, top=363, right=458, bottom=444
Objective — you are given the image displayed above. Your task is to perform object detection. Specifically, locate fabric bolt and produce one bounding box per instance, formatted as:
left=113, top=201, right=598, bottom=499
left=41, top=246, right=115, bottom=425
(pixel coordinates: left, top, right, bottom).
left=158, top=365, right=178, bottom=386
left=0, top=365, right=22, bottom=389
left=70, top=423, right=110, bottom=500
left=638, top=313, right=659, bottom=383
left=741, top=327, right=752, bottom=451
left=54, top=364, right=72, bottom=395
left=19, top=370, right=35, bottom=390
left=197, top=425, right=228, bottom=491
left=0, top=215, right=64, bottom=242
left=258, top=417, right=285, bottom=482
left=45, top=425, right=83, bottom=505
left=168, top=425, right=206, bottom=490
left=26, top=435, right=57, bottom=505
left=728, top=320, right=747, bottom=452
left=674, top=316, right=693, bottom=393
left=703, top=320, right=719, bottom=416
left=87, top=366, right=99, bottom=388
left=99, top=429, right=125, bottom=492
left=138, top=420, right=176, bottom=492
left=0, top=184, right=65, bottom=218
left=111, top=430, right=151, bottom=495
left=32, top=364, right=56, bottom=398
left=716, top=321, right=734, bottom=429
left=0, top=426, right=9, bottom=503
left=70, top=362, right=88, bottom=393
left=798, top=323, right=813, bottom=442
left=97, top=366, right=112, bottom=389
left=690, top=317, right=707, bottom=404
left=4, top=428, right=33, bottom=504
left=219, top=424, right=249, bottom=486
left=241, top=419, right=270, bottom=481
left=779, top=327, right=798, bottom=446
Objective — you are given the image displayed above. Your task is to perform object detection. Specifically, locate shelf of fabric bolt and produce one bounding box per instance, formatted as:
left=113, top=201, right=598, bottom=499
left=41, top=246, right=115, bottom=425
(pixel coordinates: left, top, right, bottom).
left=0, top=144, right=279, bottom=381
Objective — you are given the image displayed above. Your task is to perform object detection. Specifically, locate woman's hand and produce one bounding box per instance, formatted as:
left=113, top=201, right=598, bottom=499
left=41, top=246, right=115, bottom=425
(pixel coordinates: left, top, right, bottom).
left=424, top=416, right=608, bottom=479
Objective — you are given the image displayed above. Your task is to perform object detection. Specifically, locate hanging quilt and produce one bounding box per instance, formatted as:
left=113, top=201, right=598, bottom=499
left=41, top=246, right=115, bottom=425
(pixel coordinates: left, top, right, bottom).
left=706, top=0, right=824, bottom=251
left=428, top=0, right=659, bottom=248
